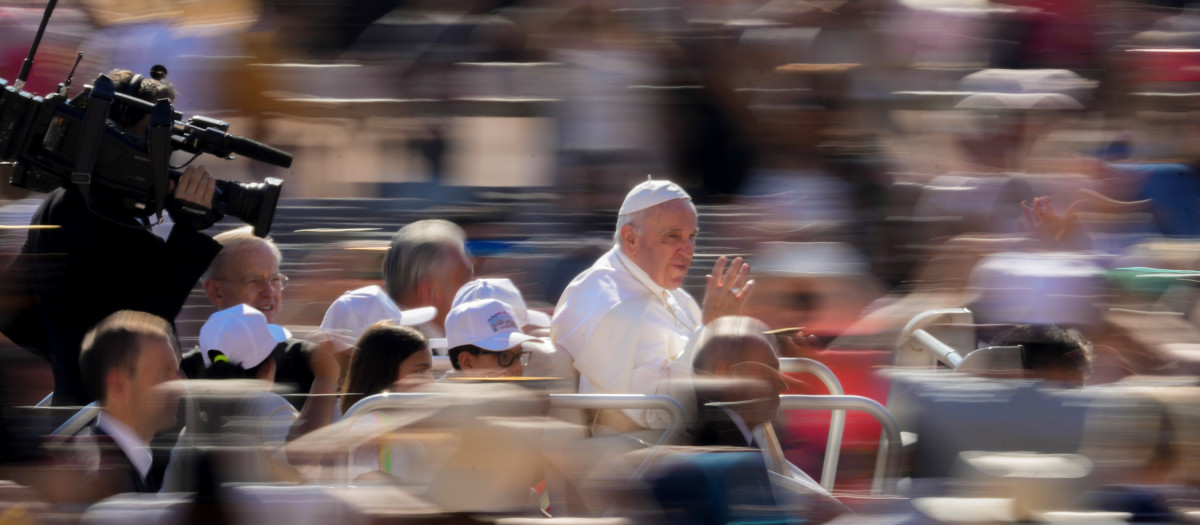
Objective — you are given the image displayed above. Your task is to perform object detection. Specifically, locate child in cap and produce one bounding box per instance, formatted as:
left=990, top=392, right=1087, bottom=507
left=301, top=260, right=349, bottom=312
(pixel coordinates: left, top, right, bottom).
left=445, top=299, right=539, bottom=377
left=199, top=304, right=291, bottom=381
left=452, top=278, right=551, bottom=335
left=161, top=305, right=299, bottom=491
left=451, top=278, right=575, bottom=387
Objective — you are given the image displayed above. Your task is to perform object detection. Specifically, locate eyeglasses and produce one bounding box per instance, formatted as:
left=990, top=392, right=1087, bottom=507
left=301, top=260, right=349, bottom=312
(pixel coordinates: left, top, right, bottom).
left=497, top=350, right=532, bottom=368
left=224, top=274, right=289, bottom=290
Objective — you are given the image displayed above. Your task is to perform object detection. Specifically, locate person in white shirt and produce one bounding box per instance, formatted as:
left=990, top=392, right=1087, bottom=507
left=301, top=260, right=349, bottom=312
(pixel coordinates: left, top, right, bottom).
left=551, top=178, right=754, bottom=432
left=319, top=285, right=437, bottom=354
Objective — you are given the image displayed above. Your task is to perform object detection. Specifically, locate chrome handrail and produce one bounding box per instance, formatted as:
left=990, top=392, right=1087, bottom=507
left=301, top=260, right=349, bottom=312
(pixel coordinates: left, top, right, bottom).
left=912, top=329, right=965, bottom=369
left=51, top=401, right=100, bottom=436
left=778, top=394, right=901, bottom=494
left=896, top=308, right=973, bottom=368
left=779, top=358, right=845, bottom=492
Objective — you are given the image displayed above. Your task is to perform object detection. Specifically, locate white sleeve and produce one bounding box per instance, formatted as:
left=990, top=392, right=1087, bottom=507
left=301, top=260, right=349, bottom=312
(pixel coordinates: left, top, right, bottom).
left=570, top=299, right=650, bottom=396
left=573, top=300, right=686, bottom=430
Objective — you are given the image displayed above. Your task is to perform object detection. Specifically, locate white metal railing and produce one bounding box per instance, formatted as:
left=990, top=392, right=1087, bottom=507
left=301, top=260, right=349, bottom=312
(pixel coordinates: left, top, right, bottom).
left=911, top=329, right=965, bottom=368
left=778, top=394, right=902, bottom=494
left=778, top=358, right=845, bottom=492
left=897, top=308, right=974, bottom=368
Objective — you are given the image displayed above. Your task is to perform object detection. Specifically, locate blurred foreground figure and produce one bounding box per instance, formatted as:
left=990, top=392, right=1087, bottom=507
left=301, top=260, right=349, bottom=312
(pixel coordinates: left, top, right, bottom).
left=552, top=179, right=752, bottom=432
left=51, top=311, right=181, bottom=498
left=690, top=316, right=846, bottom=523
left=285, top=382, right=554, bottom=515
left=691, top=316, right=787, bottom=449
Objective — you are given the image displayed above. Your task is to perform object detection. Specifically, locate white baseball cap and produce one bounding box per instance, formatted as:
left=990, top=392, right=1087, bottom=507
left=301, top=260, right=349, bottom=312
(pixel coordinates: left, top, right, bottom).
left=319, top=285, right=437, bottom=352
left=452, top=278, right=551, bottom=329
left=199, top=304, right=292, bottom=368
left=445, top=299, right=539, bottom=352
left=617, top=177, right=691, bottom=216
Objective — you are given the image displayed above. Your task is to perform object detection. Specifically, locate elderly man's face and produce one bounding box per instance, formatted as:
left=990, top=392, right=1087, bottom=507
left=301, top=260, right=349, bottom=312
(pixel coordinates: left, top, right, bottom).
left=432, top=247, right=473, bottom=329
left=624, top=199, right=698, bottom=290
left=205, top=243, right=283, bottom=323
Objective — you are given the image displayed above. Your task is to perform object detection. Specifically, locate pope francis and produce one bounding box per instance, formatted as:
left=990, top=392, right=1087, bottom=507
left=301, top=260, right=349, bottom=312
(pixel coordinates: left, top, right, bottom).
left=551, top=178, right=754, bottom=432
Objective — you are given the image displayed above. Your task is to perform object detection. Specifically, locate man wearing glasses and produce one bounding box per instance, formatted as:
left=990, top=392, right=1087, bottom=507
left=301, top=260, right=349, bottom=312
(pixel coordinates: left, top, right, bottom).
left=444, top=299, right=538, bottom=377
left=201, top=226, right=288, bottom=323
left=187, top=226, right=337, bottom=410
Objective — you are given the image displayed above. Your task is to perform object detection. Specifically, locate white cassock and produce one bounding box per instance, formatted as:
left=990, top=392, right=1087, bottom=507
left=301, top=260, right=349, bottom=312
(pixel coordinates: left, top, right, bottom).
left=551, top=246, right=702, bottom=429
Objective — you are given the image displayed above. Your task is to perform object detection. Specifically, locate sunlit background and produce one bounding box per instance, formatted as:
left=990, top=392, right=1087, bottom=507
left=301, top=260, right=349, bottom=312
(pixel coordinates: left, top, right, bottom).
left=3, top=0, right=1200, bottom=523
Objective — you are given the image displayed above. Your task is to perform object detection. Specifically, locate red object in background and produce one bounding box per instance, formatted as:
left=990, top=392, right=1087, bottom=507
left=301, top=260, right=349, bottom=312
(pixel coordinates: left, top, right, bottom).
left=780, top=349, right=893, bottom=492
left=1002, top=0, right=1101, bottom=69
left=0, top=8, right=83, bottom=95
left=1128, top=49, right=1200, bottom=84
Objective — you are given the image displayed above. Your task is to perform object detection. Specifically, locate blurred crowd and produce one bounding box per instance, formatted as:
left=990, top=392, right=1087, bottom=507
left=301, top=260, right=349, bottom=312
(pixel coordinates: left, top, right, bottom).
left=2, top=0, right=1200, bottom=523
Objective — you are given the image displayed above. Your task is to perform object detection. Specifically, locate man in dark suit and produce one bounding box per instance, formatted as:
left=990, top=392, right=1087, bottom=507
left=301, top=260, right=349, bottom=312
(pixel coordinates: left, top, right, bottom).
left=688, top=316, right=847, bottom=523
left=55, top=311, right=182, bottom=497
left=690, top=316, right=785, bottom=449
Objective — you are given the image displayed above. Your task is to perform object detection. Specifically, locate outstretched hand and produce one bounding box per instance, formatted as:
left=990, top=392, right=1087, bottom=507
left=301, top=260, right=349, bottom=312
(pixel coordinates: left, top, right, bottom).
left=701, top=256, right=754, bottom=324
left=1021, top=195, right=1086, bottom=248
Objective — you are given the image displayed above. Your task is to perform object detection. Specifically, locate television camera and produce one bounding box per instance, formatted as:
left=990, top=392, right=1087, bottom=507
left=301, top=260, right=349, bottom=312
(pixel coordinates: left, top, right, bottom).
left=0, top=0, right=292, bottom=237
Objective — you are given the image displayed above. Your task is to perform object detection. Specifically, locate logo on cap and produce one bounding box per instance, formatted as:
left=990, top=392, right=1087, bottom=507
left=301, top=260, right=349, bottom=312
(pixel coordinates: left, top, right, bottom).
left=488, top=311, right=518, bottom=333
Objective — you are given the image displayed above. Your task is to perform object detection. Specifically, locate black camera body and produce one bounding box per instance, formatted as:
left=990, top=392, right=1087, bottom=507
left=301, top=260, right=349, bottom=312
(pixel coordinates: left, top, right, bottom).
left=0, top=72, right=291, bottom=237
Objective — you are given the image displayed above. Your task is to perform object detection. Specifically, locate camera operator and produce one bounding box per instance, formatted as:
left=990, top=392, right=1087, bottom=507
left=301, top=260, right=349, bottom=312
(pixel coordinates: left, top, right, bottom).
left=2, top=67, right=223, bottom=407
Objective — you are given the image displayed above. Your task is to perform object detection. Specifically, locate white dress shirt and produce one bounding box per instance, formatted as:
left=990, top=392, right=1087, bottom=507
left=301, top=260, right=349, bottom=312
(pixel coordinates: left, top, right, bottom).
left=95, top=411, right=152, bottom=482
left=551, top=246, right=702, bottom=429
